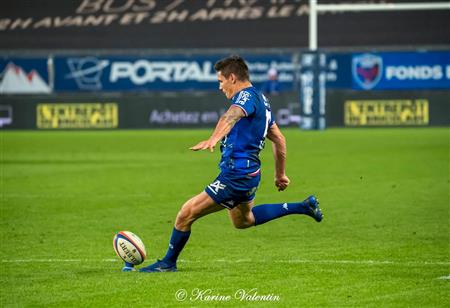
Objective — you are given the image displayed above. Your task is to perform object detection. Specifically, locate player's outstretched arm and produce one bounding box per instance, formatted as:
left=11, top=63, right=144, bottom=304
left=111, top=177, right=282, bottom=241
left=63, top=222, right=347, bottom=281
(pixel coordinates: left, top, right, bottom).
left=266, top=123, right=290, bottom=191
left=190, top=106, right=245, bottom=152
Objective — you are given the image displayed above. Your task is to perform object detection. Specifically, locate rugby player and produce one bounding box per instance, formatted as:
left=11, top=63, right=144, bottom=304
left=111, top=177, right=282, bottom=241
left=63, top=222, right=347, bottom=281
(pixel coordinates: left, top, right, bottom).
left=134, top=55, right=323, bottom=273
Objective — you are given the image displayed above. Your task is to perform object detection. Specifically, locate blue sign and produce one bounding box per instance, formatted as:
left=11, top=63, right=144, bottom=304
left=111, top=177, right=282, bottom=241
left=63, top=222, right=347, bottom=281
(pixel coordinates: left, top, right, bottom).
left=0, top=58, right=51, bottom=94
left=54, top=55, right=297, bottom=92
left=352, top=51, right=450, bottom=90
left=325, top=53, right=352, bottom=89
left=327, top=51, right=450, bottom=90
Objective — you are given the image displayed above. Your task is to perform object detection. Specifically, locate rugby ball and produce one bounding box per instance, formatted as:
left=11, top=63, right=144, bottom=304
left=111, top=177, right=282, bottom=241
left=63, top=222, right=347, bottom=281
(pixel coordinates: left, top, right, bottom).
left=113, top=231, right=147, bottom=265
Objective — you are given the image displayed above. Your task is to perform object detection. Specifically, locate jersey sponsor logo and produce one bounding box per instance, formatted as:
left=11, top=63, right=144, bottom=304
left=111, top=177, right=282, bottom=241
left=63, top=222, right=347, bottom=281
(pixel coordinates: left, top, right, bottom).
left=235, top=90, right=251, bottom=105
left=352, top=54, right=383, bottom=90
left=207, top=180, right=226, bottom=195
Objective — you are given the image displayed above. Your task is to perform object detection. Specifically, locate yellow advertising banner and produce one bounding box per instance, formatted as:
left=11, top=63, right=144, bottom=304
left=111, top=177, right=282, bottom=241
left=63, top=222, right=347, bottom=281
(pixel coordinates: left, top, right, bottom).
left=345, top=100, right=429, bottom=126
left=37, top=103, right=118, bottom=129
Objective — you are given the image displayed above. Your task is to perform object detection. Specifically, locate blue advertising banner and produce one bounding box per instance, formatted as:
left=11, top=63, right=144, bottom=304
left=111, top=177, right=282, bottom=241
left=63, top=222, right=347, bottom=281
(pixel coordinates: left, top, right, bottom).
left=53, top=55, right=296, bottom=92
left=325, top=53, right=352, bottom=89
left=5, top=51, right=447, bottom=94
left=0, top=58, right=51, bottom=94
left=327, top=51, right=450, bottom=90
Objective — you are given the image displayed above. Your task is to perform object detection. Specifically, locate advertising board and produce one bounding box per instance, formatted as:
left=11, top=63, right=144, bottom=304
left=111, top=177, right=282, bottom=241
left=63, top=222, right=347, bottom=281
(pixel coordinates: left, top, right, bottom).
left=0, top=58, right=51, bottom=94
left=344, top=99, right=429, bottom=126
left=327, top=51, right=450, bottom=91
left=36, top=103, right=118, bottom=129
left=0, top=92, right=301, bottom=129
left=53, top=55, right=296, bottom=92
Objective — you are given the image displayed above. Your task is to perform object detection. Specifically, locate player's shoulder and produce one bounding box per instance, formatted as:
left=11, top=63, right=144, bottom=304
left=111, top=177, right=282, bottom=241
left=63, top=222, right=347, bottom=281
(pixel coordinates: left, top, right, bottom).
left=233, top=87, right=259, bottom=106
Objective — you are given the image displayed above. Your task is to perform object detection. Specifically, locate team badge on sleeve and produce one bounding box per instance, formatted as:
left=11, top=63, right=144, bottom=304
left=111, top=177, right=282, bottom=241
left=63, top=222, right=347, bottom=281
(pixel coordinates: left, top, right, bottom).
left=233, top=90, right=255, bottom=116
left=235, top=91, right=251, bottom=105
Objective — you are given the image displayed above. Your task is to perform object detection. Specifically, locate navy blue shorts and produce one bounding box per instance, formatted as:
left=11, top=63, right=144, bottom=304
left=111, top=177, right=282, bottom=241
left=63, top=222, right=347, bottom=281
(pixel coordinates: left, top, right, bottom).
left=205, top=170, right=261, bottom=209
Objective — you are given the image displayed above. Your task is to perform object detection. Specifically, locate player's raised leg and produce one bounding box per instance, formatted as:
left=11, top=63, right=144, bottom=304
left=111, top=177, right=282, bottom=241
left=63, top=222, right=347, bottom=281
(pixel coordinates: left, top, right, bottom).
left=229, top=196, right=323, bottom=229
left=251, top=195, right=323, bottom=225
left=139, top=191, right=223, bottom=273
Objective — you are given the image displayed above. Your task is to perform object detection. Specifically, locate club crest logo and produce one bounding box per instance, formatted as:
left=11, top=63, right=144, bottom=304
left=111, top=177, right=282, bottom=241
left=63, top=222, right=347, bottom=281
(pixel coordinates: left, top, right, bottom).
left=352, top=54, right=383, bottom=90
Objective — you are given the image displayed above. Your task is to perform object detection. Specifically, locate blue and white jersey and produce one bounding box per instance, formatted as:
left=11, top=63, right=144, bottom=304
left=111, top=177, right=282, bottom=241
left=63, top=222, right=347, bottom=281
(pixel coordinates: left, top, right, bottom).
left=219, top=86, right=275, bottom=175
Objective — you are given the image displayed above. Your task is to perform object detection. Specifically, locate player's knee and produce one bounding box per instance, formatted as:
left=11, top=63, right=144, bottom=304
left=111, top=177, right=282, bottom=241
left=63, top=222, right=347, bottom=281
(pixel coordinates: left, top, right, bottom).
left=175, top=209, right=190, bottom=228
left=176, top=208, right=193, bottom=224
left=176, top=203, right=201, bottom=227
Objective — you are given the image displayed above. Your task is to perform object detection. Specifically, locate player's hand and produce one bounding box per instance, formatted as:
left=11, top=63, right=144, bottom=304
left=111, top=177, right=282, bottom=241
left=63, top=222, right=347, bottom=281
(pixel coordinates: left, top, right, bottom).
left=189, top=140, right=216, bottom=152
left=275, top=174, right=290, bottom=191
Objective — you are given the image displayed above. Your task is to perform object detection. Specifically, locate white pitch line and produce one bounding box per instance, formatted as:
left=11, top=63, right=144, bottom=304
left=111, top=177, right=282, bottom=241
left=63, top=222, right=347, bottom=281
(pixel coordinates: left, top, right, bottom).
left=3, top=193, right=153, bottom=198
left=1, top=259, right=118, bottom=263
left=272, top=259, right=450, bottom=266
left=203, top=259, right=450, bottom=266
left=1, top=259, right=449, bottom=266
left=437, top=275, right=450, bottom=280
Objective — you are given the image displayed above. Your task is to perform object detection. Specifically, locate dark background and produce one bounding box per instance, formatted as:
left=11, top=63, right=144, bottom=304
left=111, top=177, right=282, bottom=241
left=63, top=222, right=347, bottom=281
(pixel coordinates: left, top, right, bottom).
left=1, top=0, right=449, bottom=49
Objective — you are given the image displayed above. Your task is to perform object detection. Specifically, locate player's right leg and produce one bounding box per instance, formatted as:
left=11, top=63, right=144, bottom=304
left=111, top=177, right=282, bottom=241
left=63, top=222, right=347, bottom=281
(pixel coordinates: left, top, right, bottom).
left=228, top=200, right=255, bottom=229
left=227, top=195, right=323, bottom=230
left=139, top=191, right=223, bottom=273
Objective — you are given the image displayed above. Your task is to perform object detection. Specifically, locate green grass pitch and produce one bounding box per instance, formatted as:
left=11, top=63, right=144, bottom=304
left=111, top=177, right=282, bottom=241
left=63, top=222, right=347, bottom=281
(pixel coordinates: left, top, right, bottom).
left=1, top=128, right=449, bottom=307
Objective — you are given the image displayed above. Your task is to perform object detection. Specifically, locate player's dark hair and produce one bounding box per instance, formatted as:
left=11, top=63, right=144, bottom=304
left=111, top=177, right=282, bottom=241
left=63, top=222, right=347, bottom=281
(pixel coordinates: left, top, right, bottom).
left=214, top=55, right=250, bottom=81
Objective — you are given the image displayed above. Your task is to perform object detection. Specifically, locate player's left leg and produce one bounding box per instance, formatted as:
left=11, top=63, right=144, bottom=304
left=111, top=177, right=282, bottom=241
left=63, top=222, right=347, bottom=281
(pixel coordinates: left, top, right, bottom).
left=139, top=191, right=223, bottom=273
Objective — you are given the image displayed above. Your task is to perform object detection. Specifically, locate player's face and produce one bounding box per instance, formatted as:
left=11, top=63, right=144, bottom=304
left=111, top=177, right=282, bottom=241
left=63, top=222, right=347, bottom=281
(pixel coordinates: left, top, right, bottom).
left=217, top=71, right=235, bottom=99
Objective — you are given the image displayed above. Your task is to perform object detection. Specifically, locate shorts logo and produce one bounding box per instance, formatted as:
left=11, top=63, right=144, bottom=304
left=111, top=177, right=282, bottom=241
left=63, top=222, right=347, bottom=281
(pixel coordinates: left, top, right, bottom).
left=207, top=180, right=226, bottom=195
left=352, top=53, right=383, bottom=90
left=224, top=200, right=235, bottom=207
